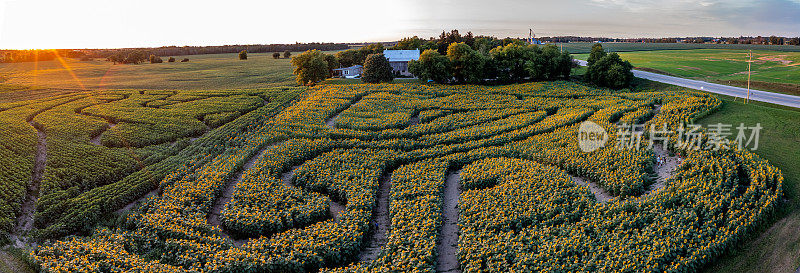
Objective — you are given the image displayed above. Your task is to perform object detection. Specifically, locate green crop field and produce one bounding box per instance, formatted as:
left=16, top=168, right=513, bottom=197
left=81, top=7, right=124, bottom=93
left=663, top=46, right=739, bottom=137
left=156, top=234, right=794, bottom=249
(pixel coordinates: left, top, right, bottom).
left=575, top=49, right=800, bottom=95
left=561, top=42, right=800, bottom=54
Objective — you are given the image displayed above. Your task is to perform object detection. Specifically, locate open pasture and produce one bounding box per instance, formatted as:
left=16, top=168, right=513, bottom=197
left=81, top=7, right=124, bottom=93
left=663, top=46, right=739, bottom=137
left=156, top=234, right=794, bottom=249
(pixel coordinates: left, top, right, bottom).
left=0, top=52, right=300, bottom=92
left=19, top=81, right=782, bottom=273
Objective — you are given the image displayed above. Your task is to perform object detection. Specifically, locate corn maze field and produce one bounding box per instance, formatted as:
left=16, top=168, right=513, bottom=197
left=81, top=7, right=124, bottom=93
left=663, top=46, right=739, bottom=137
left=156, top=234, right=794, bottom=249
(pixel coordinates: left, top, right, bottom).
left=0, top=81, right=783, bottom=272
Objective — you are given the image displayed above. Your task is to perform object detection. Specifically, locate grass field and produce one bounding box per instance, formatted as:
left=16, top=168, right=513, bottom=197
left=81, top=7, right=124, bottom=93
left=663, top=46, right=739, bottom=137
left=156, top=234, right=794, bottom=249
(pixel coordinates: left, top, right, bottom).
left=576, top=49, right=800, bottom=95
left=0, top=52, right=301, bottom=91
left=561, top=42, right=800, bottom=54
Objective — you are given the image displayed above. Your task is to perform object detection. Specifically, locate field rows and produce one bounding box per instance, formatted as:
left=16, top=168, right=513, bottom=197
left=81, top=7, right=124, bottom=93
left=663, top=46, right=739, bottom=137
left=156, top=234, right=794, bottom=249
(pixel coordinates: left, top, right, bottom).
left=13, top=81, right=782, bottom=273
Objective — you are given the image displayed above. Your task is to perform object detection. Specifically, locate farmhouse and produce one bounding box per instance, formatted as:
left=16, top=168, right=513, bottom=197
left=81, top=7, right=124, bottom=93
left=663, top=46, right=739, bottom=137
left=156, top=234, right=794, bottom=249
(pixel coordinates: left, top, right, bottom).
left=333, top=65, right=362, bottom=78
left=384, top=49, right=420, bottom=77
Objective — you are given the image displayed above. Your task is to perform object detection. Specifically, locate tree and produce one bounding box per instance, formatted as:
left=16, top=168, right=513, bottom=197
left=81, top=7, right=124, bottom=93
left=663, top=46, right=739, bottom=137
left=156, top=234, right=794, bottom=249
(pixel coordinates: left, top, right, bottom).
left=587, top=43, right=606, bottom=67
left=490, top=43, right=535, bottom=83
left=335, top=49, right=360, bottom=67
left=284, top=50, right=291, bottom=59
left=149, top=54, right=163, bottom=63
left=291, top=50, right=330, bottom=85
left=586, top=52, right=633, bottom=89
left=446, top=42, right=484, bottom=84
left=361, top=53, right=393, bottom=83
left=437, top=30, right=463, bottom=55
left=272, top=52, right=281, bottom=59
left=788, top=37, right=800, bottom=46
left=409, top=49, right=451, bottom=83
left=124, top=50, right=148, bottom=64
left=391, top=37, right=423, bottom=50
left=239, top=50, right=248, bottom=60
left=324, top=54, right=339, bottom=77
left=526, top=45, right=572, bottom=81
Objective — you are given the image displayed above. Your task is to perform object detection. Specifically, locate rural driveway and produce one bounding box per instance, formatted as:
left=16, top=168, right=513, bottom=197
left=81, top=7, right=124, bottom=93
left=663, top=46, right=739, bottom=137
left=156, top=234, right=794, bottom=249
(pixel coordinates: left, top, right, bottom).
left=574, top=59, right=800, bottom=109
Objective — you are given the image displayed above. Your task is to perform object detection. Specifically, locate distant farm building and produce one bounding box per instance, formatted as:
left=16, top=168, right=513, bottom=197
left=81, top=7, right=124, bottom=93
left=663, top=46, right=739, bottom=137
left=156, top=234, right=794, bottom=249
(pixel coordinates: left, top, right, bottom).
left=333, top=65, right=362, bottom=78
left=384, top=50, right=420, bottom=77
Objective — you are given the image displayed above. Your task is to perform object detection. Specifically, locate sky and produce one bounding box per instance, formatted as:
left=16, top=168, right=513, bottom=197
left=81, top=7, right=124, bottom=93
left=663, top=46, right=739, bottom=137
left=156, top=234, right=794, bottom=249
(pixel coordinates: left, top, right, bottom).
left=0, top=0, right=799, bottom=49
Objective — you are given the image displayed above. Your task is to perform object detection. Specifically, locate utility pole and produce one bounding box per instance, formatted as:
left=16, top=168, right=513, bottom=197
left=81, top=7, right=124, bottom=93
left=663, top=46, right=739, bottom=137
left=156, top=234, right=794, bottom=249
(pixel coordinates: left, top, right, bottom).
left=746, top=50, right=752, bottom=104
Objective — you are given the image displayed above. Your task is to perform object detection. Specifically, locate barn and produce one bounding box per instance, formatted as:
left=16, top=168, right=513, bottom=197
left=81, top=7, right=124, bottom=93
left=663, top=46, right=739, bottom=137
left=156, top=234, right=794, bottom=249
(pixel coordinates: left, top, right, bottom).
left=383, top=49, right=420, bottom=77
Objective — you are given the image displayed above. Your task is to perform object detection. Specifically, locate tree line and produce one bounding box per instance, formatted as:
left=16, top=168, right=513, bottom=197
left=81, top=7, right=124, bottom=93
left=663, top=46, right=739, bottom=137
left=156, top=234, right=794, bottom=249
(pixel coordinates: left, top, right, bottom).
left=83, top=43, right=347, bottom=59
left=0, top=49, right=85, bottom=63
left=538, top=36, right=800, bottom=45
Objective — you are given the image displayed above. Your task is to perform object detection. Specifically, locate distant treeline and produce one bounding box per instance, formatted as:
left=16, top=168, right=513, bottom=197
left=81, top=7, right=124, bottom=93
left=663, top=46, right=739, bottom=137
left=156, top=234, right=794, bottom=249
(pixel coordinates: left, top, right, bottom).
left=0, top=43, right=349, bottom=63
left=539, top=36, right=800, bottom=45
left=89, top=43, right=349, bottom=59
left=0, top=49, right=85, bottom=63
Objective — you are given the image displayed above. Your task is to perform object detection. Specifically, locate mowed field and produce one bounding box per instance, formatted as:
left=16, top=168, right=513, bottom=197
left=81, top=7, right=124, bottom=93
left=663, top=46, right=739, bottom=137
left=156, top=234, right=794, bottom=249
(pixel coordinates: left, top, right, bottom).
left=0, top=48, right=798, bottom=273
left=576, top=49, right=800, bottom=95
left=0, top=52, right=300, bottom=94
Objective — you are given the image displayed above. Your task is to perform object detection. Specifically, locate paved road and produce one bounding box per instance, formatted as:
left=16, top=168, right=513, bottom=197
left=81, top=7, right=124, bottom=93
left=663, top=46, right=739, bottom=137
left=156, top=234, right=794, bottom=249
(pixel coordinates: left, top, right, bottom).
left=574, top=59, right=800, bottom=109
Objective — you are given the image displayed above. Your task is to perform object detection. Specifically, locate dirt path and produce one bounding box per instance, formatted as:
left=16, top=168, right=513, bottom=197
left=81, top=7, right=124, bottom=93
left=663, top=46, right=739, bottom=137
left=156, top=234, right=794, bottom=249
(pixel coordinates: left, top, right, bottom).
left=89, top=121, right=117, bottom=146
left=114, top=190, right=158, bottom=215
left=645, top=104, right=681, bottom=195
left=409, top=112, right=420, bottom=126
left=569, top=174, right=613, bottom=203
left=206, top=143, right=276, bottom=246
left=647, top=144, right=680, bottom=195
left=437, top=170, right=463, bottom=273
left=325, top=97, right=364, bottom=129
left=280, top=165, right=345, bottom=221
left=10, top=122, right=48, bottom=248
left=358, top=171, right=393, bottom=263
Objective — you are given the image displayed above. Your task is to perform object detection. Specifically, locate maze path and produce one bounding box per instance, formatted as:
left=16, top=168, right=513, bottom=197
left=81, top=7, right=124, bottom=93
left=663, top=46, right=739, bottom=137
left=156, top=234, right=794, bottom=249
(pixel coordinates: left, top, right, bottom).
left=437, top=170, right=463, bottom=273
left=10, top=121, right=47, bottom=247
left=207, top=142, right=277, bottom=245
left=357, top=171, right=393, bottom=263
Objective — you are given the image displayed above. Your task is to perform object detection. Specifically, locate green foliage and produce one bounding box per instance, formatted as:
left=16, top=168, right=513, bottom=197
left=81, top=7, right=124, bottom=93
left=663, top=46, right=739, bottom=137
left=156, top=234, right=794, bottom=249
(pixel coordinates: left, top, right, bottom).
left=204, top=111, right=241, bottom=128
left=149, top=55, right=163, bottom=64
left=238, top=50, right=247, bottom=60
left=361, top=54, right=393, bottom=84
left=490, top=43, right=535, bottom=82
left=106, top=50, right=149, bottom=64
left=587, top=43, right=607, bottom=67
left=291, top=50, right=332, bottom=85
left=586, top=52, right=634, bottom=89
left=526, top=44, right=573, bottom=81
left=408, top=49, right=451, bottom=83
left=390, top=36, right=424, bottom=50
left=446, top=42, right=484, bottom=84
left=324, top=54, right=339, bottom=76
left=334, top=44, right=384, bottom=68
